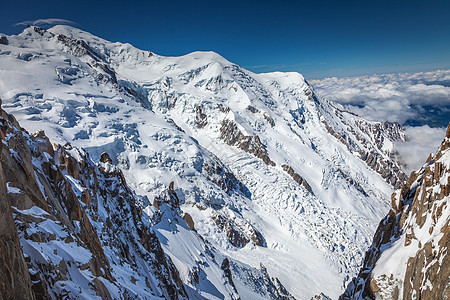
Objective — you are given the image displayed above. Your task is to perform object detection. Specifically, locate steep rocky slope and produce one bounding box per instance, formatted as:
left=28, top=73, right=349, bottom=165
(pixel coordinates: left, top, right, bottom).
left=0, top=103, right=294, bottom=299
left=341, top=123, right=450, bottom=299
left=0, top=25, right=409, bottom=298
left=0, top=107, right=35, bottom=299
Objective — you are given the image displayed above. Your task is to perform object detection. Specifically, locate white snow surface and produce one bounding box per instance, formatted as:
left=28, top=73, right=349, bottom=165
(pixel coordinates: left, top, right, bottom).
left=0, top=25, right=407, bottom=299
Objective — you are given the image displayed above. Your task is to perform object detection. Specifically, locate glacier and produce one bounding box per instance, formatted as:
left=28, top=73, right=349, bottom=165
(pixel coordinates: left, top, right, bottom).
left=0, top=25, right=409, bottom=299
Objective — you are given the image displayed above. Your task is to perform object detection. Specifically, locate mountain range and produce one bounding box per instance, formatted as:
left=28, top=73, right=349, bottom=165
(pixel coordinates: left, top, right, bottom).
left=0, top=25, right=447, bottom=299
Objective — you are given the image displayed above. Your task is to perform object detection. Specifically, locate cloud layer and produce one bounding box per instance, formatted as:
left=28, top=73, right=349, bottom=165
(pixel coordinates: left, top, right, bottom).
left=310, top=69, right=450, bottom=124
left=15, top=18, right=76, bottom=27
left=395, top=126, right=447, bottom=174
left=311, top=70, right=450, bottom=173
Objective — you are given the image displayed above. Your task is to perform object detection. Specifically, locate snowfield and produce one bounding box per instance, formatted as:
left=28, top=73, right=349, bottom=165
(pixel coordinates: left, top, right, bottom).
left=0, top=25, right=409, bottom=299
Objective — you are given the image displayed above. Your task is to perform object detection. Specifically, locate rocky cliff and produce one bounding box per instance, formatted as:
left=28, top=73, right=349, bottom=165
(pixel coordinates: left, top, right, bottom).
left=0, top=100, right=295, bottom=299
left=0, top=106, right=35, bottom=299
left=341, top=123, right=450, bottom=299
left=0, top=103, right=188, bottom=299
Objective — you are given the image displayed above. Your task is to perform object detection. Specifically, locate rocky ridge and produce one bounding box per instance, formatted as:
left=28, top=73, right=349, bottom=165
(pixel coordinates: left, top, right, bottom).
left=341, top=123, right=450, bottom=299
left=0, top=103, right=293, bottom=299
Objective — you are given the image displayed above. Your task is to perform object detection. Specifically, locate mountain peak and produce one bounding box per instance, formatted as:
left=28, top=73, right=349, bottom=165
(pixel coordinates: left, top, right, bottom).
left=0, top=24, right=413, bottom=299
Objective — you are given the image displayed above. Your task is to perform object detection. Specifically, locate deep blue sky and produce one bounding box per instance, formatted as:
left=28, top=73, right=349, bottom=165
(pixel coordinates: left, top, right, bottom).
left=1, top=0, right=449, bottom=79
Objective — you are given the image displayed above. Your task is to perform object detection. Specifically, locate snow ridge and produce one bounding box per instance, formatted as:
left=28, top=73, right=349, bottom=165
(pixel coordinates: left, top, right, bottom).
left=0, top=25, right=409, bottom=298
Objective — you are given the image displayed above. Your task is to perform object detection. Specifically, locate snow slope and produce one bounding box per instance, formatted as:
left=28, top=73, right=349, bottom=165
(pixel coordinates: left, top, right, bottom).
left=1, top=104, right=293, bottom=299
left=0, top=25, right=408, bottom=299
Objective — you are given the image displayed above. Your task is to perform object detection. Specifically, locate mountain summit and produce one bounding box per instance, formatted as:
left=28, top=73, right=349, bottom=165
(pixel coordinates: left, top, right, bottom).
left=0, top=25, right=410, bottom=298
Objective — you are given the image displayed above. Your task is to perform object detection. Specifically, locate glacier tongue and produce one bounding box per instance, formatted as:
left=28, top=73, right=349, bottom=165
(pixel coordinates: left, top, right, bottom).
left=0, top=25, right=408, bottom=299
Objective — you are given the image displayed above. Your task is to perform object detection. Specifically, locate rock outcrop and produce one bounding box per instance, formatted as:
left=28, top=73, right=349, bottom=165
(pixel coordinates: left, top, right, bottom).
left=341, top=123, right=450, bottom=299
left=220, top=119, right=276, bottom=167
left=0, top=104, right=186, bottom=299
left=282, top=164, right=314, bottom=194
left=0, top=129, right=35, bottom=300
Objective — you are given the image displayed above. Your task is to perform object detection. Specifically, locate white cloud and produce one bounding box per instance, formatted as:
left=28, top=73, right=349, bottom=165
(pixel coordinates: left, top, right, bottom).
left=15, top=18, right=76, bottom=27
left=310, top=70, right=450, bottom=174
left=394, top=126, right=447, bottom=174
left=310, top=69, right=450, bottom=113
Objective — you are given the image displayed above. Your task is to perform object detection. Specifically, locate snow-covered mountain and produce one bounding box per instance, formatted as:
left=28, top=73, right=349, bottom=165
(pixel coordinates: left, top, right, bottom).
left=0, top=104, right=293, bottom=299
left=341, top=124, right=450, bottom=299
left=0, top=25, right=409, bottom=299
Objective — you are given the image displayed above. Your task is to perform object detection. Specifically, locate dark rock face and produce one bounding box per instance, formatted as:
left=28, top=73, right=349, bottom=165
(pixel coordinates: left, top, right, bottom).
left=0, top=137, right=35, bottom=299
left=221, top=258, right=236, bottom=291
left=323, top=105, right=407, bottom=189
left=337, top=168, right=368, bottom=197
left=311, top=293, right=332, bottom=300
left=202, top=153, right=251, bottom=197
left=0, top=105, right=187, bottom=299
left=195, top=105, right=208, bottom=128
left=212, top=212, right=265, bottom=248
left=217, top=103, right=230, bottom=113
left=182, top=213, right=195, bottom=230
left=212, top=213, right=250, bottom=248
left=247, top=105, right=260, bottom=114
left=220, top=119, right=276, bottom=166
left=358, top=149, right=407, bottom=189
left=354, top=119, right=404, bottom=148
left=56, top=32, right=120, bottom=86
left=263, top=113, right=275, bottom=127
left=352, top=120, right=407, bottom=189
left=57, top=33, right=104, bottom=62
left=282, top=164, right=314, bottom=194
left=234, top=263, right=296, bottom=300
left=323, top=120, right=347, bottom=146
left=341, top=123, right=450, bottom=300
left=0, top=36, right=8, bottom=45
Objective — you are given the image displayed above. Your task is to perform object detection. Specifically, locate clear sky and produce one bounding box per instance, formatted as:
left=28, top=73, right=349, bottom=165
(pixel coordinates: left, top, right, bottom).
left=1, top=0, right=449, bottom=79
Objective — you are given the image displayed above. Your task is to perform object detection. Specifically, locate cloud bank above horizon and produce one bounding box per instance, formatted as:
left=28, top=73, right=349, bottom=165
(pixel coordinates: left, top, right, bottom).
left=310, top=69, right=450, bottom=125
left=310, top=69, right=450, bottom=173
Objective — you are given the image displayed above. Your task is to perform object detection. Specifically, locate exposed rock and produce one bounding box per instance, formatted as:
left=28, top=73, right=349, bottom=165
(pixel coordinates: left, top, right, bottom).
left=263, top=113, right=275, bottom=127
left=282, top=164, right=314, bottom=194
left=341, top=123, right=450, bottom=299
left=195, top=105, right=208, bottom=128
left=91, top=278, right=112, bottom=300
left=0, top=136, right=36, bottom=299
left=323, top=120, right=347, bottom=146
left=212, top=212, right=265, bottom=248
left=33, top=26, right=47, bottom=36
left=358, top=149, right=407, bottom=189
left=354, top=119, right=405, bottom=149
left=202, top=154, right=250, bottom=197
left=327, top=108, right=407, bottom=189
left=167, top=118, right=185, bottom=133
left=0, top=36, right=8, bottom=45
left=57, top=33, right=104, bottom=62
left=247, top=105, right=260, bottom=113
left=212, top=213, right=250, bottom=248
left=100, top=151, right=113, bottom=164
left=217, top=103, right=230, bottom=113
left=338, top=168, right=368, bottom=197
left=221, top=258, right=237, bottom=291
left=0, top=106, right=187, bottom=299
left=220, top=119, right=276, bottom=166
left=182, top=213, right=195, bottom=230
left=311, top=293, right=332, bottom=300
